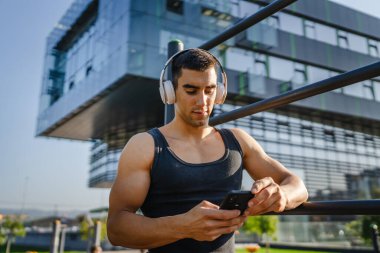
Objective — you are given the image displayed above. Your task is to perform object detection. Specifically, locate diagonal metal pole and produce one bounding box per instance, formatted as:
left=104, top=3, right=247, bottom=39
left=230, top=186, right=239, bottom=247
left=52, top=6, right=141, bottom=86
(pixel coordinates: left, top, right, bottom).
left=199, top=0, right=297, bottom=50
left=210, top=61, right=380, bottom=126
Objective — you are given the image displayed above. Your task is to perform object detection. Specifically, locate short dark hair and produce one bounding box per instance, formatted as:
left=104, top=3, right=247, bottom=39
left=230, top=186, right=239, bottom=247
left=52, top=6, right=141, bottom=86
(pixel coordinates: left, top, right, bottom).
left=171, top=49, right=217, bottom=88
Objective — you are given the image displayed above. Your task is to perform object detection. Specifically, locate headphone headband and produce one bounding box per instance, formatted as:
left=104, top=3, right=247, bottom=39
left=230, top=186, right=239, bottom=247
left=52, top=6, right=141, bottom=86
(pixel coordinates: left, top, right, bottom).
left=159, top=48, right=227, bottom=104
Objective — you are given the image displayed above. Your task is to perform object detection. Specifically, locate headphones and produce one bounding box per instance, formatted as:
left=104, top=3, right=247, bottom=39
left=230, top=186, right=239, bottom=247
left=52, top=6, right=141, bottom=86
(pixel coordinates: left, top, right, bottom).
left=159, top=48, right=228, bottom=104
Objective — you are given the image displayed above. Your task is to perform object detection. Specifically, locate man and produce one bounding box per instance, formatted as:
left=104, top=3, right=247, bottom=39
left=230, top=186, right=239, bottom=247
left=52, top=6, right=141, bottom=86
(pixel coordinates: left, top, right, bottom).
left=107, top=49, right=308, bottom=252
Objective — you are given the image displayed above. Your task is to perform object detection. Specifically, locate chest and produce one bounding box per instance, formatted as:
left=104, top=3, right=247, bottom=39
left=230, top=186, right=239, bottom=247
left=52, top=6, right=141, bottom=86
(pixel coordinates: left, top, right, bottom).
left=167, top=138, right=225, bottom=164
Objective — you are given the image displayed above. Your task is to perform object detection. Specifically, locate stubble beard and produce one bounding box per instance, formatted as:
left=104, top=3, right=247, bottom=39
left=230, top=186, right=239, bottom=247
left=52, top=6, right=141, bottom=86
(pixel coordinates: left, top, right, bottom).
left=187, top=114, right=209, bottom=128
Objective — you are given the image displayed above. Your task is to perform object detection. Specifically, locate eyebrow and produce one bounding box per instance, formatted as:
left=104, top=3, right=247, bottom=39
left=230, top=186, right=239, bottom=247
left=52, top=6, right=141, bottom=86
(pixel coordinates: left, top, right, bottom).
left=182, top=84, right=217, bottom=89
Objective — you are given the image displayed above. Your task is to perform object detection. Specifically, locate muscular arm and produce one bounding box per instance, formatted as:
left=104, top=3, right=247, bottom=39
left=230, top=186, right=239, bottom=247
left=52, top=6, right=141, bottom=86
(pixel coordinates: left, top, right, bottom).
left=107, top=132, right=245, bottom=249
left=231, top=129, right=308, bottom=215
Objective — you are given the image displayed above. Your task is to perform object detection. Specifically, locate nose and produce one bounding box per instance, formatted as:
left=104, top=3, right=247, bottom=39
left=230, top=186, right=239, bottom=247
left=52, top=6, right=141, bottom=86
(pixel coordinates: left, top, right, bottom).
left=195, top=91, right=208, bottom=106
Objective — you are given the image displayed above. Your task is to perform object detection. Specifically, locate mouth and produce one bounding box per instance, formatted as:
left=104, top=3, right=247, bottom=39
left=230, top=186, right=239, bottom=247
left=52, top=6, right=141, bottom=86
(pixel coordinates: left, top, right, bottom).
left=192, top=109, right=208, bottom=115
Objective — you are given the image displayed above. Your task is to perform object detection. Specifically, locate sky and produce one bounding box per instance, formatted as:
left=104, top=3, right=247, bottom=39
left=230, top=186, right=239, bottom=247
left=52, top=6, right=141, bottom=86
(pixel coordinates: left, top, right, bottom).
left=0, top=0, right=109, bottom=213
left=0, top=0, right=379, bottom=215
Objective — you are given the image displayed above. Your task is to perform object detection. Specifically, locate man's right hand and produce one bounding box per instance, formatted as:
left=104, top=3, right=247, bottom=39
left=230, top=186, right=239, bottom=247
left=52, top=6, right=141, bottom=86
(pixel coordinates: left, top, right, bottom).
left=179, top=200, right=246, bottom=241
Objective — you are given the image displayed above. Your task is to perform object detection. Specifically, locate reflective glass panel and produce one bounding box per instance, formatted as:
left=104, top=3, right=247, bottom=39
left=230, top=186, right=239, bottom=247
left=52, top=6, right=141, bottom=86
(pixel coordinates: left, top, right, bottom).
left=315, top=23, right=337, bottom=45
left=373, top=81, right=380, bottom=101
left=268, top=56, right=293, bottom=81
left=278, top=12, right=303, bottom=36
left=348, top=32, right=368, bottom=54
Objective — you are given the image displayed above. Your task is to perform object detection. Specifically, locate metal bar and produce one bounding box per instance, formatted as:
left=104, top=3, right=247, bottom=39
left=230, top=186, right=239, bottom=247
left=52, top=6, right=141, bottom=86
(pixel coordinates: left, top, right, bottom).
left=372, top=225, right=379, bottom=253
left=50, top=220, right=61, bottom=253
left=199, top=0, right=297, bottom=50
left=59, top=226, right=67, bottom=253
left=164, top=40, right=184, bottom=124
left=93, top=221, right=102, bottom=247
left=210, top=61, right=380, bottom=126
left=265, top=200, right=380, bottom=215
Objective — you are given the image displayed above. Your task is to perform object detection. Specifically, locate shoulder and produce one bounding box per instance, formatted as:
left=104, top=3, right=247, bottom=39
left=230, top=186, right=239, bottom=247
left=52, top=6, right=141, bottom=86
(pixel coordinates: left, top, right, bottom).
left=227, top=128, right=265, bottom=157
left=227, top=128, right=253, bottom=146
left=126, top=131, right=154, bottom=148
left=118, top=131, right=155, bottom=172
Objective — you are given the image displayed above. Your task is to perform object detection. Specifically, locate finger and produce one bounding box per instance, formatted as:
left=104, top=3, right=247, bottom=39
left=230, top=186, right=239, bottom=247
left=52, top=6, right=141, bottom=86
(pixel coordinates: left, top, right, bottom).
left=253, top=202, right=283, bottom=215
left=251, top=177, right=274, bottom=194
left=250, top=184, right=278, bottom=206
left=207, top=224, right=240, bottom=237
left=211, top=216, right=246, bottom=228
left=246, top=193, right=286, bottom=216
left=248, top=199, right=277, bottom=215
left=205, top=208, right=240, bottom=220
left=245, top=191, right=280, bottom=215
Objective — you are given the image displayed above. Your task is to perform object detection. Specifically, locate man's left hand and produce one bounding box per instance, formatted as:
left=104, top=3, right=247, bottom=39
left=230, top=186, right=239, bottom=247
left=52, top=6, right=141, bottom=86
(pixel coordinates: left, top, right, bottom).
left=244, top=177, right=288, bottom=216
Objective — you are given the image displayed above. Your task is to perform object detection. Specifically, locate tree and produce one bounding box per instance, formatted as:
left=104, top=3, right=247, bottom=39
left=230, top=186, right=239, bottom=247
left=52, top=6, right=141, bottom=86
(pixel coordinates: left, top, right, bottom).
left=79, top=215, right=107, bottom=242
left=361, top=216, right=380, bottom=244
left=345, top=219, right=362, bottom=246
left=0, top=215, right=26, bottom=253
left=242, top=215, right=278, bottom=252
left=346, top=215, right=380, bottom=246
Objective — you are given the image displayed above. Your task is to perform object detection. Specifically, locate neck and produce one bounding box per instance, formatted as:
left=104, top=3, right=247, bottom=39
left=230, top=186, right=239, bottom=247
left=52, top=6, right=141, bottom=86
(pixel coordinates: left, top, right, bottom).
left=166, top=117, right=215, bottom=141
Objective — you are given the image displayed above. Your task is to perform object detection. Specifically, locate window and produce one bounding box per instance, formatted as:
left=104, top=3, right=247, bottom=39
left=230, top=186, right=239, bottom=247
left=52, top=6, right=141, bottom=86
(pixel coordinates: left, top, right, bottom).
left=364, top=136, right=375, bottom=154
left=345, top=132, right=356, bottom=151
left=324, top=130, right=336, bottom=147
left=304, top=20, right=316, bottom=40
left=166, top=0, right=183, bottom=15
left=238, top=1, right=259, bottom=18
left=292, top=63, right=307, bottom=88
left=368, top=39, right=379, bottom=57
left=277, top=120, right=290, bottom=140
left=344, top=81, right=374, bottom=100
left=225, top=47, right=254, bottom=72
left=253, top=53, right=268, bottom=76
left=337, top=30, right=349, bottom=49
left=348, top=33, right=368, bottom=54
left=308, top=66, right=329, bottom=84
left=278, top=12, right=303, bottom=36
left=301, top=125, right=313, bottom=144
left=373, top=80, right=380, bottom=101
left=315, top=23, right=337, bottom=45
left=268, top=56, right=293, bottom=81
left=201, top=7, right=234, bottom=28
left=344, top=83, right=364, bottom=98
left=264, top=15, right=279, bottom=29
left=329, top=71, right=343, bottom=94
left=159, top=30, right=203, bottom=56
left=362, top=81, right=375, bottom=100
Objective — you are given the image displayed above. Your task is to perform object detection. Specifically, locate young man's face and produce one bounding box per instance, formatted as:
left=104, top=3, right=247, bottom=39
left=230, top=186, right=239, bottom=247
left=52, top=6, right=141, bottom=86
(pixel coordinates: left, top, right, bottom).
left=175, top=67, right=218, bottom=127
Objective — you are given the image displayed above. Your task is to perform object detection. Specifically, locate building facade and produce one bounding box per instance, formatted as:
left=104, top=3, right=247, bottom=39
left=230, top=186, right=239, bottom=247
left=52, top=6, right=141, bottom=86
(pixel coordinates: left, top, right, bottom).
left=38, top=0, right=380, bottom=203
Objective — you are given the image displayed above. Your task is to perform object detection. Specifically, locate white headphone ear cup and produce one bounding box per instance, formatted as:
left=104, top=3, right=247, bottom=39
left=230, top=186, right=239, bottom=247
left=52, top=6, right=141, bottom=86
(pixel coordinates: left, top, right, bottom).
left=215, top=82, right=226, bottom=104
left=163, top=80, right=176, bottom=104
left=159, top=82, right=166, bottom=104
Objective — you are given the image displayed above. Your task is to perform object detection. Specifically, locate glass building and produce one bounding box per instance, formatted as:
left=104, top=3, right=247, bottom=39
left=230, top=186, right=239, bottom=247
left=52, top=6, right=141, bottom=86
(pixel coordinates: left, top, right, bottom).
left=38, top=0, right=380, bottom=242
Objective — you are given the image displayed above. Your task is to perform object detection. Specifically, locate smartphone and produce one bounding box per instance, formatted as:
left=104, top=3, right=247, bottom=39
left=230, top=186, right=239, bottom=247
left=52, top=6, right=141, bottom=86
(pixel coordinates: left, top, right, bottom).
left=219, top=190, right=254, bottom=215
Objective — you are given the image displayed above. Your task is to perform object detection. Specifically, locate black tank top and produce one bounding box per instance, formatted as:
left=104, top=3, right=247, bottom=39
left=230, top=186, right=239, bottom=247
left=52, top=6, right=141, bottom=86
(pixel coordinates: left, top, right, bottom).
left=141, top=128, right=244, bottom=253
